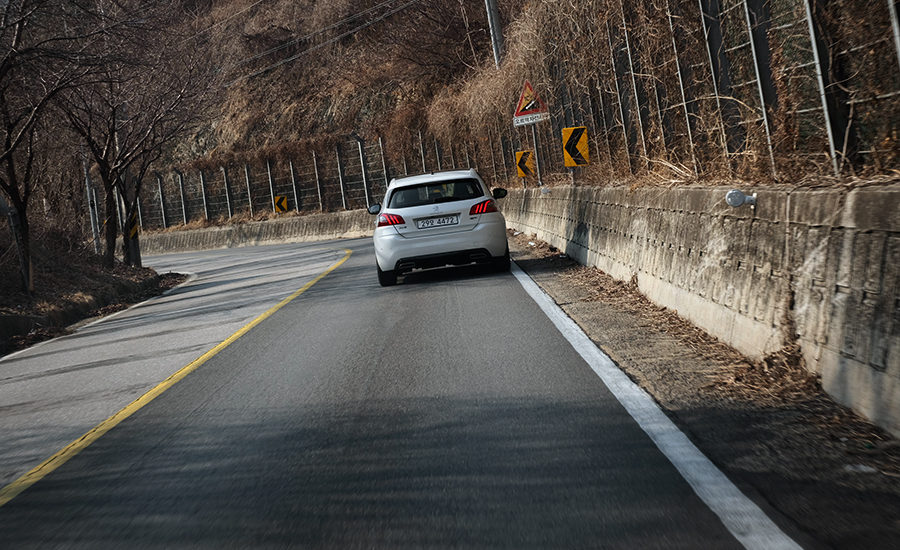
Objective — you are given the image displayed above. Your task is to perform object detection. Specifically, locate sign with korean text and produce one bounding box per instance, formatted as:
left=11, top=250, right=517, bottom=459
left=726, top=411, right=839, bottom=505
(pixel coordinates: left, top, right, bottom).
left=513, top=81, right=549, bottom=127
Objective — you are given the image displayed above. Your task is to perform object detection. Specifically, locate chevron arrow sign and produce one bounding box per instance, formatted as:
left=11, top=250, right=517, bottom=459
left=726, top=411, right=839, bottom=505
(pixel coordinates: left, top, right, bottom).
left=562, top=126, right=589, bottom=167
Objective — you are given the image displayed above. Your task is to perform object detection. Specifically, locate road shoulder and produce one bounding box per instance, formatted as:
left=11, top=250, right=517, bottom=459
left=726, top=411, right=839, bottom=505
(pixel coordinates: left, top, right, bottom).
left=508, top=230, right=900, bottom=549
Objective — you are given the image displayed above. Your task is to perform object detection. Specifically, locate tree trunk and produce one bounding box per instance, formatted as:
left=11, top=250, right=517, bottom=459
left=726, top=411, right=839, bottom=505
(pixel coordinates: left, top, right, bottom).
left=18, top=211, right=32, bottom=294
left=3, top=191, right=33, bottom=295
left=103, top=185, right=118, bottom=269
left=123, top=201, right=142, bottom=268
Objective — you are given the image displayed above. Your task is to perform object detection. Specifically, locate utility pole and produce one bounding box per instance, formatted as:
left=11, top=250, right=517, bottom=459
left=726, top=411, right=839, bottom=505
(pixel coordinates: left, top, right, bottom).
left=485, top=0, right=503, bottom=68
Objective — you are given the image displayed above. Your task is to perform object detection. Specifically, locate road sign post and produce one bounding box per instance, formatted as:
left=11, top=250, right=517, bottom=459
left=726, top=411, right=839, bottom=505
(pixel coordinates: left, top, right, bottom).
left=513, top=81, right=549, bottom=186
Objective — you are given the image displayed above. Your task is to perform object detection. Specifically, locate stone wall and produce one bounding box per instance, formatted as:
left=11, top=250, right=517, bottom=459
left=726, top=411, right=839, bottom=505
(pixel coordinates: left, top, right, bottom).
left=497, top=185, right=900, bottom=437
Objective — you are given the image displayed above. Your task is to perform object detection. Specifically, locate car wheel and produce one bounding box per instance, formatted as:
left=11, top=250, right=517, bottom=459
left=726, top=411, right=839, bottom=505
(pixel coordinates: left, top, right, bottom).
left=377, top=263, right=398, bottom=286
left=492, top=246, right=511, bottom=272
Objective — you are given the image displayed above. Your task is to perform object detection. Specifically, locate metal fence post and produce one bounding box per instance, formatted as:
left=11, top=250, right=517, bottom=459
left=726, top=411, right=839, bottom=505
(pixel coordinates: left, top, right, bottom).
left=379, top=137, right=390, bottom=189
left=496, top=127, right=508, bottom=182
left=890, top=0, right=900, bottom=71
left=266, top=159, right=276, bottom=212
left=667, top=0, right=699, bottom=175
left=199, top=170, right=210, bottom=220
left=176, top=171, right=187, bottom=225
left=244, top=164, right=253, bottom=217
left=742, top=0, right=776, bottom=175
left=114, top=185, right=125, bottom=231
left=698, top=0, right=732, bottom=164
left=312, top=150, right=323, bottom=212
left=289, top=160, right=300, bottom=211
left=356, top=138, right=371, bottom=208
left=434, top=138, right=442, bottom=171
left=607, top=21, right=633, bottom=175
left=587, top=89, right=615, bottom=179
left=620, top=0, right=649, bottom=168
left=221, top=167, right=233, bottom=218
left=156, top=174, right=167, bottom=229
left=418, top=131, right=427, bottom=172
left=488, top=131, right=498, bottom=184
left=82, top=154, right=101, bottom=253
left=804, top=0, right=840, bottom=175
left=336, top=144, right=349, bottom=210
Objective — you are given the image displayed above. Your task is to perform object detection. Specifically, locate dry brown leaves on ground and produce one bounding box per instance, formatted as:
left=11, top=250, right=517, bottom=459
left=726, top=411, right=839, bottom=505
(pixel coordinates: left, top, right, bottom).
left=513, top=233, right=821, bottom=404
left=511, top=231, right=900, bottom=479
left=0, top=273, right=188, bottom=358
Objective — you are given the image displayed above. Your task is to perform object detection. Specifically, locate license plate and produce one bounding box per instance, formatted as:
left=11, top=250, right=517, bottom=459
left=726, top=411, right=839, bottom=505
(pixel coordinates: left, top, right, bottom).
left=417, top=215, right=458, bottom=229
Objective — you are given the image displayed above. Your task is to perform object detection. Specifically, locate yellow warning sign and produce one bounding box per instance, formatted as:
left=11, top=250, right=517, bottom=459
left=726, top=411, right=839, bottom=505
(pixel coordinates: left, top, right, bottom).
left=562, top=127, right=589, bottom=167
left=516, top=151, right=535, bottom=177
left=274, top=195, right=288, bottom=213
left=514, top=81, right=550, bottom=127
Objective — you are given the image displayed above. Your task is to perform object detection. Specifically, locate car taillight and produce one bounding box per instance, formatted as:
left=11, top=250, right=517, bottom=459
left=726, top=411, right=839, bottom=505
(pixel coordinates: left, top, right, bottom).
left=469, top=199, right=498, bottom=215
left=377, top=213, right=405, bottom=227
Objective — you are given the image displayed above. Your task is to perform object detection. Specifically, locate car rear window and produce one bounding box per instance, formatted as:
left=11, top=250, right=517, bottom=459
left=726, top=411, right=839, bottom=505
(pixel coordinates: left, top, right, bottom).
left=387, top=178, right=484, bottom=208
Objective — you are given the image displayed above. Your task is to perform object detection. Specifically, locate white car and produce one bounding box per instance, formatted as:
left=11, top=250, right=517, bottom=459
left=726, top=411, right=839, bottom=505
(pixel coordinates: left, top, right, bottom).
left=367, top=169, right=510, bottom=286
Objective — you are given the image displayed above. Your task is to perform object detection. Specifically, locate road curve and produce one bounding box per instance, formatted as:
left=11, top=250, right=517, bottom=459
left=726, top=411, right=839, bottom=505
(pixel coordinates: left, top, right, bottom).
left=0, top=239, right=805, bottom=548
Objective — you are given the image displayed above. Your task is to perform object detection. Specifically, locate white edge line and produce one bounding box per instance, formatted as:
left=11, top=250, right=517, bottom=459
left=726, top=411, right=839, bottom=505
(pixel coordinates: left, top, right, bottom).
left=510, top=262, right=804, bottom=550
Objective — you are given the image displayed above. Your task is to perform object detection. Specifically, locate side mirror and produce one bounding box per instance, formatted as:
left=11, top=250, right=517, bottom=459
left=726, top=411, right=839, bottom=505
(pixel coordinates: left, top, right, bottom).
left=492, top=188, right=508, bottom=199
left=367, top=204, right=381, bottom=215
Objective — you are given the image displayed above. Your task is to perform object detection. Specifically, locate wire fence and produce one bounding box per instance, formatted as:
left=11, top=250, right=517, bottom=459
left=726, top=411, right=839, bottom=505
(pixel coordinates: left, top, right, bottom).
left=118, top=0, right=900, bottom=231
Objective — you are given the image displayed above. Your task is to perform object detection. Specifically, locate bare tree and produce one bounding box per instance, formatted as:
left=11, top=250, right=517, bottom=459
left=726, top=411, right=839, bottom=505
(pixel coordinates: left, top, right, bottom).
left=59, top=2, right=218, bottom=268
left=0, top=0, right=104, bottom=292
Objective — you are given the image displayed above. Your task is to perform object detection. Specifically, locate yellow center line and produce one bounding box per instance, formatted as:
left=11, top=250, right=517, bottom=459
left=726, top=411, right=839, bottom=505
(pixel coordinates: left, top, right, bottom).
left=0, top=248, right=353, bottom=508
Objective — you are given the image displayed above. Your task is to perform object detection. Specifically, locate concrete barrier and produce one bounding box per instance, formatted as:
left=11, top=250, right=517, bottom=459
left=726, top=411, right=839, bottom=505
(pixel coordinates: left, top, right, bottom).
left=1, top=211, right=373, bottom=348
left=497, top=185, right=900, bottom=438
left=139, top=210, right=375, bottom=255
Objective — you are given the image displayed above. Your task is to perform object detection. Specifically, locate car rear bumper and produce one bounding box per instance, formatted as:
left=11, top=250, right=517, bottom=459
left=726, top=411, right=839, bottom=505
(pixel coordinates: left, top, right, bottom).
left=373, top=219, right=508, bottom=272
left=395, top=248, right=493, bottom=272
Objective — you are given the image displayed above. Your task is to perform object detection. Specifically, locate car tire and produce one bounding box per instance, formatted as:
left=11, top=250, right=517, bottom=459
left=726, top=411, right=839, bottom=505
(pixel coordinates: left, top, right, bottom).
left=377, top=263, right=398, bottom=286
left=492, top=246, right=511, bottom=272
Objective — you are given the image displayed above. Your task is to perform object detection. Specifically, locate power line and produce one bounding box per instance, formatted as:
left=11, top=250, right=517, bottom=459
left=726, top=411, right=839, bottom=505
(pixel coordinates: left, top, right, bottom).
left=180, top=0, right=269, bottom=44
left=222, top=0, right=408, bottom=72
left=225, top=0, right=421, bottom=87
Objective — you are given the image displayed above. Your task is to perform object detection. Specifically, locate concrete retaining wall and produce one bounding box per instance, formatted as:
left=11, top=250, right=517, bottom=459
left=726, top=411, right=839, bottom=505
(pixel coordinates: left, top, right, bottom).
left=498, top=185, right=900, bottom=438
left=139, top=210, right=375, bottom=255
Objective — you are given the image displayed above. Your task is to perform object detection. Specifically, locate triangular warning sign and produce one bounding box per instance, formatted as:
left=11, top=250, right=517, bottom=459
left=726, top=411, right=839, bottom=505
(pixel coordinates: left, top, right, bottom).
left=515, top=81, right=548, bottom=117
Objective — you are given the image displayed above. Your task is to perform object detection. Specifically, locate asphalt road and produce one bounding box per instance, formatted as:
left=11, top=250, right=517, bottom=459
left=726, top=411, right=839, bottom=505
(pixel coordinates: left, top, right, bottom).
left=0, top=239, right=805, bottom=548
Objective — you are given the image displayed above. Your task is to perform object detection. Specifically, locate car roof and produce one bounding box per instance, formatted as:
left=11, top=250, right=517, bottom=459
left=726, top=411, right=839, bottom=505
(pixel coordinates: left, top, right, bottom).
left=387, top=168, right=481, bottom=189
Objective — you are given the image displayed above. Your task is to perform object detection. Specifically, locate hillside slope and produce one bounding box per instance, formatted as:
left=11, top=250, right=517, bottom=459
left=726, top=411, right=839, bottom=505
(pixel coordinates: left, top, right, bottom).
left=184, top=0, right=508, bottom=161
